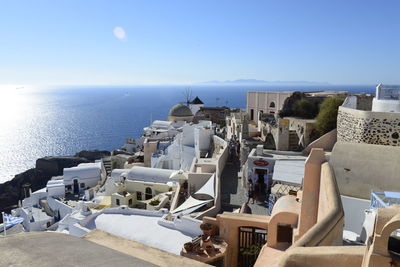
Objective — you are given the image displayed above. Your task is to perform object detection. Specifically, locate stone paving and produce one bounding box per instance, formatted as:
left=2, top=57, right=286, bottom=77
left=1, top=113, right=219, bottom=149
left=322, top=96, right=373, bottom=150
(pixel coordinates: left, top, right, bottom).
left=220, top=155, right=269, bottom=215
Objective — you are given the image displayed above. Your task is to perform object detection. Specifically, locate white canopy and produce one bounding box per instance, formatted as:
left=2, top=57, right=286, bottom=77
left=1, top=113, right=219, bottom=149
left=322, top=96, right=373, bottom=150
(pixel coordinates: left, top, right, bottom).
left=171, top=196, right=213, bottom=214
left=194, top=174, right=215, bottom=198
left=272, top=159, right=305, bottom=185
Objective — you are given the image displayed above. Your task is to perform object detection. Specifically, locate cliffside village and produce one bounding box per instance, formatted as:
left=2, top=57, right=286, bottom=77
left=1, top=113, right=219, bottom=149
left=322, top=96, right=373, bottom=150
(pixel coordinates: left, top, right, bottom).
left=2, top=84, right=400, bottom=267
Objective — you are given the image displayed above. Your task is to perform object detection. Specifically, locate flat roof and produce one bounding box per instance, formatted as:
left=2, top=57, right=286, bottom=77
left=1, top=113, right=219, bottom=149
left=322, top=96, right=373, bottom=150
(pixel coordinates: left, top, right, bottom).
left=89, top=213, right=196, bottom=255
left=272, top=160, right=305, bottom=185
left=83, top=230, right=209, bottom=267
left=249, top=148, right=306, bottom=160
left=0, top=232, right=156, bottom=267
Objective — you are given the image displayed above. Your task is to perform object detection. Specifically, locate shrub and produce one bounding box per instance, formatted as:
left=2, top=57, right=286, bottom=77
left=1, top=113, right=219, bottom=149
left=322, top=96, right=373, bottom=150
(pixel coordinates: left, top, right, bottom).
left=149, top=199, right=160, bottom=206
left=315, top=97, right=344, bottom=135
left=293, top=99, right=319, bottom=119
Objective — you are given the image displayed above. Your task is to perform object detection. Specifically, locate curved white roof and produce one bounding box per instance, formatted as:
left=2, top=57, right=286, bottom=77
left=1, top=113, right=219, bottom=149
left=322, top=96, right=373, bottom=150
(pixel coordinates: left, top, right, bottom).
left=126, top=166, right=175, bottom=184
left=63, top=163, right=101, bottom=181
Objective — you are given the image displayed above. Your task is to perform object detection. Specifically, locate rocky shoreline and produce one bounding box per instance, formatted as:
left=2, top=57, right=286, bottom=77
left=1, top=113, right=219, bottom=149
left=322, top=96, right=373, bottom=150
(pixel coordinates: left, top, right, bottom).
left=0, top=150, right=110, bottom=214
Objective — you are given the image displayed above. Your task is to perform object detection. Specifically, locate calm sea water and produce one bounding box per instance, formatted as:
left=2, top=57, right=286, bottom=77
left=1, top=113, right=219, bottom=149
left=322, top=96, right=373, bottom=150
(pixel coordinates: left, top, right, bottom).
left=0, top=84, right=374, bottom=183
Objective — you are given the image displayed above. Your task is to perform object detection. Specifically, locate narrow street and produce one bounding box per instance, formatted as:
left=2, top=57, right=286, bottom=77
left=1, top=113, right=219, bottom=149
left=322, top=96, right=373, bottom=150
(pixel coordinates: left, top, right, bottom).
left=220, top=155, right=268, bottom=215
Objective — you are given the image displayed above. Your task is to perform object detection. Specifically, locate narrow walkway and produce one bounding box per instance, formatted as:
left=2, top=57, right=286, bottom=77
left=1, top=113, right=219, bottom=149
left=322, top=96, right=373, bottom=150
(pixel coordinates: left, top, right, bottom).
left=220, top=155, right=268, bottom=215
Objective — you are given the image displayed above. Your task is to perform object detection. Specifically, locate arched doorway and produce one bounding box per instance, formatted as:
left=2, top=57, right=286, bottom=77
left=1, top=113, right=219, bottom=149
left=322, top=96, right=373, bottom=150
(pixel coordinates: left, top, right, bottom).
left=73, top=179, right=79, bottom=194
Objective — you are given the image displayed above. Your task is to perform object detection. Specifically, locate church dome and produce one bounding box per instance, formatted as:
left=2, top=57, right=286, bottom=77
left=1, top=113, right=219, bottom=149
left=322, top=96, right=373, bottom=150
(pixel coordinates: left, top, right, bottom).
left=168, top=104, right=193, bottom=117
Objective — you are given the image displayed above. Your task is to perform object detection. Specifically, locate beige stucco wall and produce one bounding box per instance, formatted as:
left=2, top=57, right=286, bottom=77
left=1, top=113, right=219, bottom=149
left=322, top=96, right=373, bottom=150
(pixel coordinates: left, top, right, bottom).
left=125, top=180, right=171, bottom=197
left=330, top=141, right=400, bottom=199
left=303, top=128, right=337, bottom=154
left=197, top=136, right=228, bottom=218
left=212, top=213, right=270, bottom=267
left=111, top=180, right=172, bottom=208
left=279, top=246, right=365, bottom=267
left=294, top=162, right=344, bottom=247
left=144, top=139, right=158, bottom=167
left=247, top=91, right=292, bottom=122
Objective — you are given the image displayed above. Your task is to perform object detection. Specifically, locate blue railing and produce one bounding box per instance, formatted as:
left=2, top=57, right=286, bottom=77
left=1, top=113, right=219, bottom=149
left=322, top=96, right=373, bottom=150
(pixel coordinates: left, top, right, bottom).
left=370, top=191, right=400, bottom=210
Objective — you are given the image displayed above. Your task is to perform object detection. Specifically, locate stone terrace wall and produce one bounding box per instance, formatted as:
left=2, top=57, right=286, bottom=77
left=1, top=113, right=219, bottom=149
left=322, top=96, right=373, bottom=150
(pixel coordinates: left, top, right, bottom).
left=337, top=106, right=400, bottom=146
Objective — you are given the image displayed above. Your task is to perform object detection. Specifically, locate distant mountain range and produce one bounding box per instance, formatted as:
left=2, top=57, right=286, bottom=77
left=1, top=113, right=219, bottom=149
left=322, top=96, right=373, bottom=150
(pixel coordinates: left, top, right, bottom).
left=198, top=79, right=330, bottom=86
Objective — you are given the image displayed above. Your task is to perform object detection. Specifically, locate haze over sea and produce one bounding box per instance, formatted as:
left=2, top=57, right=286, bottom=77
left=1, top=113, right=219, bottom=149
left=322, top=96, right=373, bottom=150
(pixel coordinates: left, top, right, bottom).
left=0, top=84, right=374, bottom=183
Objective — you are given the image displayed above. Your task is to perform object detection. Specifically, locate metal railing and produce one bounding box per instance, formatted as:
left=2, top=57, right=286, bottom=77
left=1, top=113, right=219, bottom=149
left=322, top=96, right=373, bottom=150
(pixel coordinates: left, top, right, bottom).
left=370, top=191, right=400, bottom=209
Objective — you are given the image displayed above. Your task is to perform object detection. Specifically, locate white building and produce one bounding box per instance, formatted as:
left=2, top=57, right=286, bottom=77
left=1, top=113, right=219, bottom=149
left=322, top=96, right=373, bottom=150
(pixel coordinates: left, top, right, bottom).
left=46, top=179, right=65, bottom=198
left=243, top=145, right=306, bottom=189
left=372, top=84, right=400, bottom=113
left=63, top=162, right=103, bottom=195
left=150, top=121, right=214, bottom=171
left=142, top=120, right=181, bottom=139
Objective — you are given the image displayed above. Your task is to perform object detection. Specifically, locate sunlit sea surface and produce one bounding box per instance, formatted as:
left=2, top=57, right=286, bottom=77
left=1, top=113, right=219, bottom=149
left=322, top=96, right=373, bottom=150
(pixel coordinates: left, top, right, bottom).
left=0, top=84, right=374, bottom=183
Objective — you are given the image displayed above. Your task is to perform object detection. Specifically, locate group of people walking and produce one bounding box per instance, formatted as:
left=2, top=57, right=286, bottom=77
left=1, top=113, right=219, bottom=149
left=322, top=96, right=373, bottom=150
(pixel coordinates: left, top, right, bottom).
left=228, top=135, right=240, bottom=159
left=247, top=169, right=270, bottom=204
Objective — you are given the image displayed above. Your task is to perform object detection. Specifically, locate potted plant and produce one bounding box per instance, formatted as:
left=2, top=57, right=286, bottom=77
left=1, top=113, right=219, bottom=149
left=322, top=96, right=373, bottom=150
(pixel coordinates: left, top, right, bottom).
left=205, top=245, right=214, bottom=255
left=149, top=198, right=160, bottom=206
left=196, top=247, right=205, bottom=255
left=184, top=242, right=194, bottom=252
left=200, top=223, right=213, bottom=236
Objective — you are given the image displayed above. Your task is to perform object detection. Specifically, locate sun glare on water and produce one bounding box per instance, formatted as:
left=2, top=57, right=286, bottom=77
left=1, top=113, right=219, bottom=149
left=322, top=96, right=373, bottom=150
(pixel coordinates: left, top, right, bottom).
left=0, top=84, right=37, bottom=125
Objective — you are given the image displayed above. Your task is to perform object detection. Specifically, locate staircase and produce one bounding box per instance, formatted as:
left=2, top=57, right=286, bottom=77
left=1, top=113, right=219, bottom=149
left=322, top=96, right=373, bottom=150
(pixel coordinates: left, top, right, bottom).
left=289, top=131, right=300, bottom=151
left=102, top=156, right=112, bottom=177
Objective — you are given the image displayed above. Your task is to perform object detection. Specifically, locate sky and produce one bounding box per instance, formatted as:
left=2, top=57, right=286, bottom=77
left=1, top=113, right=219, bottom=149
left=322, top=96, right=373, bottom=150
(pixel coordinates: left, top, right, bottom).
left=0, top=0, right=399, bottom=86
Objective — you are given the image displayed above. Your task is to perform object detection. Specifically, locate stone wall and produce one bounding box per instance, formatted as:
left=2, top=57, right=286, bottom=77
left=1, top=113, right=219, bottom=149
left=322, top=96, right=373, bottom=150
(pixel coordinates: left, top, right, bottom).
left=337, top=106, right=400, bottom=146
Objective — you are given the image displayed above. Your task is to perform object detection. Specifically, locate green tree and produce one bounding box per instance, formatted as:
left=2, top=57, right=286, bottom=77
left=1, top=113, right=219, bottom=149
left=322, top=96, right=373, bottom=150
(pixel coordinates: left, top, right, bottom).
left=315, top=97, right=344, bottom=135
left=293, top=99, right=319, bottom=119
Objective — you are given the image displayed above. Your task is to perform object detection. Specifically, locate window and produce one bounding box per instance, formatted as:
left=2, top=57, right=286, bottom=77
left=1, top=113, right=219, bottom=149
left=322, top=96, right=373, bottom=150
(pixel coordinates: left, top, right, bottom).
left=269, top=102, right=276, bottom=108
left=145, top=187, right=153, bottom=200
left=128, top=199, right=133, bottom=206
left=277, top=224, right=293, bottom=244
left=250, top=109, right=254, bottom=121
left=137, top=192, right=142, bottom=200
left=388, top=229, right=400, bottom=255
left=66, top=185, right=72, bottom=191
left=116, top=199, right=120, bottom=206
left=80, top=183, right=85, bottom=188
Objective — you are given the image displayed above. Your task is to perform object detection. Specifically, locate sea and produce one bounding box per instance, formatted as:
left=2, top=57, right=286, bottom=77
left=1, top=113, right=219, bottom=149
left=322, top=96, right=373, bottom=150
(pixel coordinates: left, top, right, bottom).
left=0, top=84, right=375, bottom=183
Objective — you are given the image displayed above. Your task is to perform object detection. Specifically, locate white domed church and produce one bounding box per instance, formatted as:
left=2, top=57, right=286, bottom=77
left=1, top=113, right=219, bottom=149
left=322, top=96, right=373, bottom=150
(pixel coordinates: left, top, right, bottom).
left=167, top=104, right=194, bottom=122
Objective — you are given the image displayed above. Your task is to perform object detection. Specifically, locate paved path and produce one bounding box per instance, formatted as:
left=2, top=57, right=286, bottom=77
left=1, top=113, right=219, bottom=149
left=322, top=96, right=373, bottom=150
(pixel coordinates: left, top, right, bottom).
left=220, top=156, right=269, bottom=215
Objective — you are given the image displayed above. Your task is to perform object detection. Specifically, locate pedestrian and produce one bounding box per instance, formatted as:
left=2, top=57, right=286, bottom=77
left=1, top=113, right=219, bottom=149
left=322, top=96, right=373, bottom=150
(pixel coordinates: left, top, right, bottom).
left=247, top=179, right=255, bottom=204
left=236, top=140, right=240, bottom=156
left=229, top=141, right=237, bottom=159
left=253, top=179, right=261, bottom=204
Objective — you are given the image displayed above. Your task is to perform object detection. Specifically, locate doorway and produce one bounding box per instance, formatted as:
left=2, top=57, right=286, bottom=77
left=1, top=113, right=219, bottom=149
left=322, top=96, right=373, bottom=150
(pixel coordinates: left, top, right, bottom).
left=73, top=179, right=79, bottom=194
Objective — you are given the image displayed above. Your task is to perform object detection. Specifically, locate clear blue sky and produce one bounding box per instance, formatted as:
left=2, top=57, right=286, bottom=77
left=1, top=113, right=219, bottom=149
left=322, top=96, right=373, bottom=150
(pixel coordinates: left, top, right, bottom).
left=0, top=0, right=399, bottom=85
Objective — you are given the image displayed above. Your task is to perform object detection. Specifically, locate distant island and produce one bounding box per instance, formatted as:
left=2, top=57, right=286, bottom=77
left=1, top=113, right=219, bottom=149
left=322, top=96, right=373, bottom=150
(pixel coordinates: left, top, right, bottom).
left=198, top=79, right=331, bottom=86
